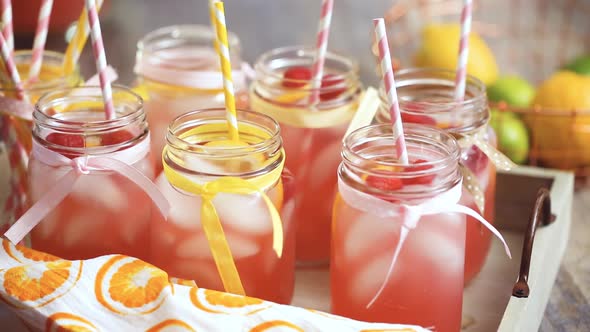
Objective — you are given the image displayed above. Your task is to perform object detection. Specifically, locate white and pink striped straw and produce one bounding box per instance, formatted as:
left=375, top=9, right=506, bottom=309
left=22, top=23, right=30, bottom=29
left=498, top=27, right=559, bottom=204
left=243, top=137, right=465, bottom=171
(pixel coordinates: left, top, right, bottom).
left=84, top=0, right=115, bottom=120
left=1, top=0, right=13, bottom=55
left=453, top=0, right=473, bottom=102
left=28, top=0, right=54, bottom=82
left=373, top=18, right=408, bottom=164
left=0, top=31, right=25, bottom=101
left=309, top=0, right=334, bottom=104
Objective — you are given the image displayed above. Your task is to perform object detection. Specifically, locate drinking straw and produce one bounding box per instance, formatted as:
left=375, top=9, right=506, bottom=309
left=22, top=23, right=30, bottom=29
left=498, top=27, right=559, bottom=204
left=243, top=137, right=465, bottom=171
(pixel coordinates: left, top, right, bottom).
left=84, top=0, right=115, bottom=120
left=212, top=2, right=239, bottom=141
left=0, top=31, right=24, bottom=100
left=453, top=0, right=473, bottom=101
left=373, top=18, right=408, bottom=164
left=309, top=0, right=334, bottom=104
left=208, top=0, right=219, bottom=52
left=28, top=0, right=54, bottom=82
left=63, top=0, right=104, bottom=75
left=1, top=0, right=13, bottom=55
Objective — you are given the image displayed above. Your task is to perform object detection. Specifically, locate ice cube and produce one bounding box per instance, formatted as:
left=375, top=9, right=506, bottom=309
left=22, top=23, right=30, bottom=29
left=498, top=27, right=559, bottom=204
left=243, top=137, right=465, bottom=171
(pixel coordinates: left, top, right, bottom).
left=156, top=174, right=203, bottom=229
left=409, top=225, right=464, bottom=274
left=350, top=253, right=403, bottom=304
left=119, top=206, right=150, bottom=245
left=36, top=210, right=60, bottom=239
left=213, top=193, right=272, bottom=235
left=72, top=176, right=127, bottom=212
left=176, top=232, right=260, bottom=259
left=308, top=140, right=342, bottom=189
left=343, top=212, right=398, bottom=261
left=63, top=214, right=100, bottom=248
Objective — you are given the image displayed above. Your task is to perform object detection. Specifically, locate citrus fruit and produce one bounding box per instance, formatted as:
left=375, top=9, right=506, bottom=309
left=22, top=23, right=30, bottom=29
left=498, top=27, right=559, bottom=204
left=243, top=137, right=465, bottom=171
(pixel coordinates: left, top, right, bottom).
left=490, top=108, right=530, bottom=164
left=563, top=55, right=590, bottom=76
left=487, top=75, right=535, bottom=107
left=525, top=71, right=590, bottom=169
left=413, top=23, right=499, bottom=85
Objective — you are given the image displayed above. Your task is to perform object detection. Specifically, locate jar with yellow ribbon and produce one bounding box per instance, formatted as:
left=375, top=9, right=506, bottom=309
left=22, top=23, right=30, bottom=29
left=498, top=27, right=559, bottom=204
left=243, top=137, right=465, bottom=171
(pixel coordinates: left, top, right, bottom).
left=249, top=46, right=362, bottom=265
left=134, top=25, right=250, bottom=175
left=0, top=50, right=81, bottom=240
left=375, top=68, right=514, bottom=284
left=151, top=108, right=295, bottom=304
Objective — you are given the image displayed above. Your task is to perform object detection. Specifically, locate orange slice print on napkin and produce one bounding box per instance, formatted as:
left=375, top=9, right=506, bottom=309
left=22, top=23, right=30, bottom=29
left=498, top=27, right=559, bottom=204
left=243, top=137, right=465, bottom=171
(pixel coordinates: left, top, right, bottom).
left=95, top=255, right=169, bottom=315
left=0, top=260, right=83, bottom=309
left=146, top=319, right=196, bottom=332
left=2, top=240, right=60, bottom=264
left=190, top=287, right=270, bottom=315
left=250, top=320, right=304, bottom=332
left=45, top=312, right=97, bottom=332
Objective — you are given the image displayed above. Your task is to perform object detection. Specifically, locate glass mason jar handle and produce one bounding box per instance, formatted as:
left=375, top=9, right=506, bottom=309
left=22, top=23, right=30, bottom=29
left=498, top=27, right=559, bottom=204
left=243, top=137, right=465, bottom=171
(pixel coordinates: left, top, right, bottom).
left=512, top=187, right=556, bottom=298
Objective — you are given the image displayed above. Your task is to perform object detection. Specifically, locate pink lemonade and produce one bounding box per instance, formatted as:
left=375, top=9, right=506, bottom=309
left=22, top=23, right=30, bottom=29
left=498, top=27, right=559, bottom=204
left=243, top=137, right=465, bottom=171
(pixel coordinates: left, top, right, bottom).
left=150, top=109, right=296, bottom=304
left=331, top=124, right=465, bottom=332
left=134, top=25, right=249, bottom=175
left=250, top=46, right=361, bottom=264
left=28, top=87, right=155, bottom=261
left=376, top=68, right=497, bottom=284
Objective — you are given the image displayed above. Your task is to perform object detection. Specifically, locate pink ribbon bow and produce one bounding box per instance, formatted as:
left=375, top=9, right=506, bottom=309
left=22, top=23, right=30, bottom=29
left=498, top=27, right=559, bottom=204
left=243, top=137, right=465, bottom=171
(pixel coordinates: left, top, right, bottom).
left=4, top=134, right=170, bottom=244
left=338, top=178, right=512, bottom=308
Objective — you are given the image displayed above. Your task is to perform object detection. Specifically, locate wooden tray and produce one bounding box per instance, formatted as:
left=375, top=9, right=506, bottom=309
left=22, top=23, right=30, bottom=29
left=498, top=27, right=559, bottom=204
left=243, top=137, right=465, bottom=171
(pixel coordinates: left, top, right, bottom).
left=0, top=167, right=573, bottom=331
left=293, top=166, right=574, bottom=332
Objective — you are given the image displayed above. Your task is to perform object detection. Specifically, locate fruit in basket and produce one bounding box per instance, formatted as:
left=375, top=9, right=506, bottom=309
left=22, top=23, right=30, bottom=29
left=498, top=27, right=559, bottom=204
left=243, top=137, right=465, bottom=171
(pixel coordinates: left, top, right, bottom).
left=489, top=109, right=529, bottom=164
left=525, top=71, right=590, bottom=169
left=414, top=23, right=498, bottom=85
left=563, top=55, right=590, bottom=76
left=487, top=76, right=535, bottom=108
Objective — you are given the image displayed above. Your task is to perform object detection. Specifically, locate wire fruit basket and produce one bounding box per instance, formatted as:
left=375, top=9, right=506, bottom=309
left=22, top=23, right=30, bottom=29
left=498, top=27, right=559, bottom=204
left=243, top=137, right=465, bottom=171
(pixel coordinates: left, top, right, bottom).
left=384, top=0, right=590, bottom=183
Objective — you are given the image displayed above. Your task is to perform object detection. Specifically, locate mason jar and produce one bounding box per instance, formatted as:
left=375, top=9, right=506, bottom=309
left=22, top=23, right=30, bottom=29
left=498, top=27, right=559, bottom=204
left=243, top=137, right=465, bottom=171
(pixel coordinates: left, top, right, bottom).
left=25, top=86, right=155, bottom=261
left=134, top=25, right=249, bottom=174
left=331, top=123, right=465, bottom=331
left=250, top=46, right=362, bottom=264
left=376, top=68, right=497, bottom=283
left=151, top=109, right=296, bottom=304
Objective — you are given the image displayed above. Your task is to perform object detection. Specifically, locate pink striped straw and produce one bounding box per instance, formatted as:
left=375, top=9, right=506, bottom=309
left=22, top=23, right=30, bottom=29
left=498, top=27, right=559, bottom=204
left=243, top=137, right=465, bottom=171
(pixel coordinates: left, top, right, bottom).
left=373, top=18, right=408, bottom=164
left=453, top=0, right=473, bottom=102
left=28, top=0, right=54, bottom=82
left=0, top=31, right=25, bottom=101
left=1, top=0, right=13, bottom=55
left=84, top=0, right=115, bottom=120
left=309, top=0, right=334, bottom=104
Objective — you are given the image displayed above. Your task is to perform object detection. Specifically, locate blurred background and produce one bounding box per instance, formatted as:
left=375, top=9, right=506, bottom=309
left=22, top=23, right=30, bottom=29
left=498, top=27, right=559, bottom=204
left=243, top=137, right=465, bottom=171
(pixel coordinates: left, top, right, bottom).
left=13, top=0, right=396, bottom=85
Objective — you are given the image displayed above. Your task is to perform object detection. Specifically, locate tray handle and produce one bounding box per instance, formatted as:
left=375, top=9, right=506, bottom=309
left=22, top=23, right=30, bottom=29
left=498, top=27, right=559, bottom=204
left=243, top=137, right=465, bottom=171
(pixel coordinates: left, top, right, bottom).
left=512, top=187, right=556, bottom=298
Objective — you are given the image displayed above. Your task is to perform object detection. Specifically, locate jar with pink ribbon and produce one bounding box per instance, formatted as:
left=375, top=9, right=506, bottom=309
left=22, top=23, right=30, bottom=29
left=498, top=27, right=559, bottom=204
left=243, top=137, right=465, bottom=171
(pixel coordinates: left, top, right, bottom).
left=3, top=86, right=169, bottom=262
left=330, top=123, right=510, bottom=331
left=375, top=68, right=515, bottom=284
left=134, top=25, right=250, bottom=174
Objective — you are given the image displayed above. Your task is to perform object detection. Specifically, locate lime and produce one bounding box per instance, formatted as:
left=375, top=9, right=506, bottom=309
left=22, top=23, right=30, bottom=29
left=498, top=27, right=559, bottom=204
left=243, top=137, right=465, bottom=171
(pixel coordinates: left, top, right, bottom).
left=487, top=75, right=535, bottom=107
left=413, top=23, right=499, bottom=85
left=563, top=55, right=590, bottom=76
left=490, top=108, right=530, bottom=164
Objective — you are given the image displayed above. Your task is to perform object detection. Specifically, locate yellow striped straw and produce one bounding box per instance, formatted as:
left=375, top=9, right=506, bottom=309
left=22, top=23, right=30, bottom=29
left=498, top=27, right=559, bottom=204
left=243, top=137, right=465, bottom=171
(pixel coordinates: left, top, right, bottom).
left=63, top=0, right=104, bottom=74
left=213, top=1, right=239, bottom=141
left=208, top=0, right=220, bottom=53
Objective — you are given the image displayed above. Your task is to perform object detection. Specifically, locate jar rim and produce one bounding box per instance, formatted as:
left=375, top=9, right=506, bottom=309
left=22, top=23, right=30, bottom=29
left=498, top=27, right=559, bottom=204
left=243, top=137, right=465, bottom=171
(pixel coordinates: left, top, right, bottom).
left=253, top=45, right=360, bottom=86
left=137, top=24, right=240, bottom=55
left=34, top=85, right=145, bottom=132
left=1, top=50, right=80, bottom=93
left=166, top=108, right=282, bottom=158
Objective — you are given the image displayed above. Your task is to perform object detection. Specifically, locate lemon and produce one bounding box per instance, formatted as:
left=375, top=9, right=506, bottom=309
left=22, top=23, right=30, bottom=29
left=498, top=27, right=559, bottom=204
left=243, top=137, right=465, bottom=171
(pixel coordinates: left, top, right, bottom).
left=414, top=23, right=499, bottom=85
left=525, top=71, right=590, bottom=169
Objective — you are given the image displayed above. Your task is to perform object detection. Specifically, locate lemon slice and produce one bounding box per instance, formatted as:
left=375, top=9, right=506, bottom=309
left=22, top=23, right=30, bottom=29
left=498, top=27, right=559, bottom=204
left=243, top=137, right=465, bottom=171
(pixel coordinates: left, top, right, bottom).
left=275, top=90, right=310, bottom=104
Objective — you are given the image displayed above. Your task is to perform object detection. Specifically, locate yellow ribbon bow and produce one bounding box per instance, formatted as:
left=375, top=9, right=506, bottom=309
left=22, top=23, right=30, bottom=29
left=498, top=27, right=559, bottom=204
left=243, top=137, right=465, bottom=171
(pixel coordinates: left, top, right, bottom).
left=162, top=147, right=285, bottom=296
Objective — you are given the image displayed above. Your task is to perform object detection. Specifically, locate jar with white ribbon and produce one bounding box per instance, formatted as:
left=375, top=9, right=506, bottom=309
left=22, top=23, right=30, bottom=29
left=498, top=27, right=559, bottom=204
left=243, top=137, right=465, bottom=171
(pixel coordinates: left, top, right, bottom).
left=250, top=46, right=362, bottom=265
left=134, top=25, right=250, bottom=175
left=152, top=109, right=296, bottom=304
left=3, top=86, right=169, bottom=263
left=331, top=123, right=510, bottom=331
left=375, top=68, right=513, bottom=284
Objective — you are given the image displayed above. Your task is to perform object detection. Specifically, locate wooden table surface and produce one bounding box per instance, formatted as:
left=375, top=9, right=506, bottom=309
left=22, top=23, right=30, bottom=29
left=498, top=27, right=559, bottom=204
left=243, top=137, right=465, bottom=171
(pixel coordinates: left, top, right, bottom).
left=4, top=0, right=589, bottom=330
